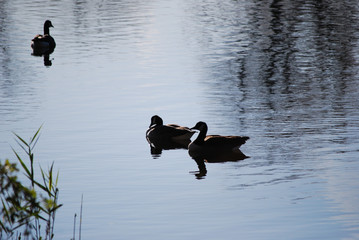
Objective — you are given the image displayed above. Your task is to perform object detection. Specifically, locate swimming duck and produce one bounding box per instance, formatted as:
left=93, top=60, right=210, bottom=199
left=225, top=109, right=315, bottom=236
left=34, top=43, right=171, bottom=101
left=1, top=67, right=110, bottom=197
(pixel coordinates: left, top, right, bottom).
left=31, top=20, right=56, bottom=53
left=188, top=121, right=249, bottom=156
left=146, top=115, right=195, bottom=143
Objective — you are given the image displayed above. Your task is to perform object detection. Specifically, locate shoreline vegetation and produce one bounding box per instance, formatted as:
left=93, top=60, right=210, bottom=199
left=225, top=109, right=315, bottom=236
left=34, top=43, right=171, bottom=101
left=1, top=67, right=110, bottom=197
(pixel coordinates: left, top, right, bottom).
left=0, top=127, right=62, bottom=240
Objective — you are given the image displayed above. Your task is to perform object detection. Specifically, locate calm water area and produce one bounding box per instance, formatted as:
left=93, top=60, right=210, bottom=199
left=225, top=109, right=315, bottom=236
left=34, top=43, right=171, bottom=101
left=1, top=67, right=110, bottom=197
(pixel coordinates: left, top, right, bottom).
left=1, top=0, right=359, bottom=239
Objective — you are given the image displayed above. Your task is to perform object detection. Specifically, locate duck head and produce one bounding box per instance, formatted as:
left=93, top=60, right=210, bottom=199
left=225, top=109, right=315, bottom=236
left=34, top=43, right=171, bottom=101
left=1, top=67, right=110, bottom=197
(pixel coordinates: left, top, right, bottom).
left=149, top=115, right=163, bottom=128
left=44, top=20, right=54, bottom=35
left=191, top=121, right=208, bottom=132
left=45, top=20, right=54, bottom=28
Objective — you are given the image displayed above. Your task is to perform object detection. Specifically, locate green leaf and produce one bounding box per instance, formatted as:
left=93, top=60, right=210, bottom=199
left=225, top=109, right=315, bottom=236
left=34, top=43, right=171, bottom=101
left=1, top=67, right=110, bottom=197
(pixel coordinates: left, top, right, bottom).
left=48, top=163, right=54, bottom=193
left=5, top=126, right=62, bottom=240
left=12, top=132, right=29, bottom=148
left=14, top=138, right=29, bottom=155
left=39, top=168, right=53, bottom=197
left=53, top=203, right=63, bottom=211
left=30, top=125, right=42, bottom=146
left=12, top=148, right=31, bottom=178
left=55, top=171, right=60, bottom=187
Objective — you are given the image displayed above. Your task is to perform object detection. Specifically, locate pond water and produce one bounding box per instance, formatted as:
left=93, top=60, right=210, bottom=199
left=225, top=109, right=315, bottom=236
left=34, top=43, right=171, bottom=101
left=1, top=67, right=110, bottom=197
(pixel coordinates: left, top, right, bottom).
left=1, top=0, right=359, bottom=239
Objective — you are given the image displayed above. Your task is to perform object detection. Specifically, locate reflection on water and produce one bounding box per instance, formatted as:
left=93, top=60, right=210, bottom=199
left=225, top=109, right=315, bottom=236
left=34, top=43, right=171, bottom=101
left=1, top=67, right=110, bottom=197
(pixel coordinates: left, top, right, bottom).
left=31, top=43, right=55, bottom=67
left=31, top=50, right=55, bottom=67
left=190, top=150, right=249, bottom=179
left=146, top=137, right=190, bottom=158
left=1, top=0, right=359, bottom=239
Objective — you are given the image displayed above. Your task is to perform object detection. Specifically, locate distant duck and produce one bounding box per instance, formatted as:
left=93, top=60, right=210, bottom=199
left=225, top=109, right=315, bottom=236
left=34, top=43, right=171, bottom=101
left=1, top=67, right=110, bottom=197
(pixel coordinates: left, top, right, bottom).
left=188, top=121, right=249, bottom=156
left=31, top=20, right=56, bottom=54
left=146, top=115, right=195, bottom=143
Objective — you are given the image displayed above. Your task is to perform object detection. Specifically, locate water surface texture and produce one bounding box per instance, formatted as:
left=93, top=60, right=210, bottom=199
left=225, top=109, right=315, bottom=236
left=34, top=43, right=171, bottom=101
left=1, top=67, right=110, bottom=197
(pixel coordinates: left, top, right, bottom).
left=1, top=0, right=359, bottom=239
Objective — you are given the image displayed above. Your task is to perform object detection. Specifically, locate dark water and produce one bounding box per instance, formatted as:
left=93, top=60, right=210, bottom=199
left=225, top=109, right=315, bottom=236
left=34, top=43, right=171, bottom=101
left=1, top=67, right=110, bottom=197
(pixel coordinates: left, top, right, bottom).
left=1, top=0, right=359, bottom=239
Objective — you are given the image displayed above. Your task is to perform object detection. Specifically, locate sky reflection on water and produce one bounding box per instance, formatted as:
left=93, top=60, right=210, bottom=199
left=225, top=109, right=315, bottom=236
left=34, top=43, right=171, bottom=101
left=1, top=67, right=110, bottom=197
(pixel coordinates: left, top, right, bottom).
left=1, top=0, right=359, bottom=239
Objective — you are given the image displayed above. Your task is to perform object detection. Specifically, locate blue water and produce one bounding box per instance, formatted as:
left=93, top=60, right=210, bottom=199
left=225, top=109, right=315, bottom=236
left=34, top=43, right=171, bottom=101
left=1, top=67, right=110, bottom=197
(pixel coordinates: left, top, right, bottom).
left=1, top=0, right=359, bottom=239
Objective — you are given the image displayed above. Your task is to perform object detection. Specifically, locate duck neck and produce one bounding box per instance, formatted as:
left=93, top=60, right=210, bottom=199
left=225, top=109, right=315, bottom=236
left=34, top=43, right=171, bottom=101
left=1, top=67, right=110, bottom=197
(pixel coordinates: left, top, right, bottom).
left=194, top=126, right=207, bottom=145
left=44, top=25, right=50, bottom=35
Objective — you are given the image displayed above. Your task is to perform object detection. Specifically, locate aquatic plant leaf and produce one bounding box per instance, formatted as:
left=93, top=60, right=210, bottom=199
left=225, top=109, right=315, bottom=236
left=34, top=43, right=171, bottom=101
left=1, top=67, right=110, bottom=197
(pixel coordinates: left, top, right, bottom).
left=30, top=125, right=43, bottom=146
left=5, top=127, right=62, bottom=239
left=12, top=133, right=29, bottom=148
left=55, top=171, right=59, bottom=187
left=39, top=167, right=53, bottom=198
left=11, top=148, right=31, bottom=178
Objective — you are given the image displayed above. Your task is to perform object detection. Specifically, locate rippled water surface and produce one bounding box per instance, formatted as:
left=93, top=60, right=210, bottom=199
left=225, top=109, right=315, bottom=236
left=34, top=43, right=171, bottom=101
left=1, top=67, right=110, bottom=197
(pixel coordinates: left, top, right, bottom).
left=1, top=0, right=359, bottom=239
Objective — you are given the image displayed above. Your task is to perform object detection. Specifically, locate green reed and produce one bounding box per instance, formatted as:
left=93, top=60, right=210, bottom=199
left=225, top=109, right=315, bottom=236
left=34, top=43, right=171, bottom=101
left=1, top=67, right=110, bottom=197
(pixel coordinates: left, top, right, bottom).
left=0, top=126, right=62, bottom=240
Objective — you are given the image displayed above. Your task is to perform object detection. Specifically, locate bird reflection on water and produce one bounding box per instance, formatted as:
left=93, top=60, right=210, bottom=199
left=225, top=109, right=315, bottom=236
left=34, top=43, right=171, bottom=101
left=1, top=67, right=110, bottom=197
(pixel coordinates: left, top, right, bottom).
left=31, top=51, right=54, bottom=67
left=189, top=149, right=249, bottom=180
left=146, top=137, right=191, bottom=158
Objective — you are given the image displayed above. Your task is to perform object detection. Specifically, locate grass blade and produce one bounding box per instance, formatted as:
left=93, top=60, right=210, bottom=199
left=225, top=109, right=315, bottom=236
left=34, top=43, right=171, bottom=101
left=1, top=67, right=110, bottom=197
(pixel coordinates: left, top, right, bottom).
left=12, top=132, right=29, bottom=148
left=30, top=125, right=43, bottom=145
left=55, top=170, right=60, bottom=187
left=48, top=163, right=54, bottom=193
left=12, top=148, right=31, bottom=178
left=14, top=138, right=29, bottom=155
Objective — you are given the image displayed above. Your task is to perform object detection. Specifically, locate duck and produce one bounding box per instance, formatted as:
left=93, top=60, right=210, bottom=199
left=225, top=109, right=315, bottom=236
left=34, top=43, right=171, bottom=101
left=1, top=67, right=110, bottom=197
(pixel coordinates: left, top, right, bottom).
left=188, top=121, right=249, bottom=157
left=146, top=115, right=195, bottom=143
left=31, top=20, right=56, bottom=54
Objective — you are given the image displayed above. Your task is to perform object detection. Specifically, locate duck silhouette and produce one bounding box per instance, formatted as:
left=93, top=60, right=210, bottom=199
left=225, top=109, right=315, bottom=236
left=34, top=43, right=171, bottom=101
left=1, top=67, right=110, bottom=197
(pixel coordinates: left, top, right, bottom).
left=146, top=115, right=195, bottom=157
left=146, top=115, right=195, bottom=143
left=31, top=20, right=56, bottom=56
left=188, top=121, right=249, bottom=179
left=188, top=121, right=249, bottom=158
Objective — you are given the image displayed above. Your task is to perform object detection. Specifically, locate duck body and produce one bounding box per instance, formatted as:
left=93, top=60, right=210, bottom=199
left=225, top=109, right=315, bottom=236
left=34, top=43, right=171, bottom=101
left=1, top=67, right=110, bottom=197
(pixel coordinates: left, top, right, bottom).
left=31, top=20, right=56, bottom=55
left=146, top=115, right=195, bottom=143
left=147, top=123, right=195, bottom=142
left=188, top=121, right=249, bottom=158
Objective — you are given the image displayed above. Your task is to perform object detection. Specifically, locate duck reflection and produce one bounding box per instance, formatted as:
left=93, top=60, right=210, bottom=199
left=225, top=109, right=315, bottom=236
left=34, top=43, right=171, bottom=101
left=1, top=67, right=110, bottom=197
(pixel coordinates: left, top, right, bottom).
left=146, top=115, right=194, bottom=158
left=146, top=137, right=191, bottom=158
left=31, top=51, right=54, bottom=67
left=189, top=150, right=249, bottom=180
